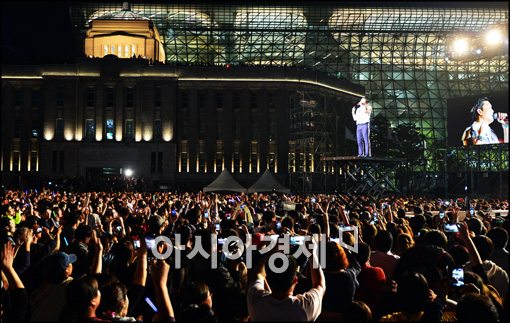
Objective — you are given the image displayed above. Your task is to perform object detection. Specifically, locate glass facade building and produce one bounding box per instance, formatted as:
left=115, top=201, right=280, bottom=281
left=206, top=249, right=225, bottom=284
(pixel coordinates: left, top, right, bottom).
left=70, top=2, right=508, bottom=172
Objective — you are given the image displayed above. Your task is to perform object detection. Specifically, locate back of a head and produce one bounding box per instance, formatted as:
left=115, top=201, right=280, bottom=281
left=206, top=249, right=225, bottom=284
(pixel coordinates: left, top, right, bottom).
left=175, top=224, right=193, bottom=245
left=63, top=211, right=81, bottom=227
left=281, top=216, right=294, bottom=231
left=409, top=214, right=426, bottom=235
left=397, top=272, right=429, bottom=313
left=325, top=241, right=349, bottom=271
left=457, top=294, right=499, bottom=322
left=75, top=224, right=93, bottom=241
left=342, top=301, right=372, bottom=322
left=356, top=242, right=371, bottom=265
left=262, top=211, right=276, bottom=224
left=180, top=304, right=217, bottom=322
left=396, top=233, right=413, bottom=253
left=423, top=229, right=447, bottom=249
left=181, top=281, right=211, bottom=308
left=449, top=245, right=470, bottom=267
left=110, top=239, right=134, bottom=263
left=61, top=275, right=99, bottom=321
left=362, top=224, right=378, bottom=245
left=374, top=230, right=393, bottom=253
left=214, top=288, right=248, bottom=322
left=265, top=254, right=298, bottom=292
left=463, top=271, right=485, bottom=293
left=467, top=218, right=484, bottom=236
left=472, top=235, right=494, bottom=261
left=487, top=227, right=508, bottom=249
left=148, top=214, right=165, bottom=234
left=97, top=281, right=128, bottom=317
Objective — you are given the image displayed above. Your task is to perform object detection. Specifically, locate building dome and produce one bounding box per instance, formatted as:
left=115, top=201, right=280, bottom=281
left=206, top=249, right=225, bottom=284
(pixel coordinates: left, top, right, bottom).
left=96, top=2, right=149, bottom=21
left=84, top=2, right=165, bottom=62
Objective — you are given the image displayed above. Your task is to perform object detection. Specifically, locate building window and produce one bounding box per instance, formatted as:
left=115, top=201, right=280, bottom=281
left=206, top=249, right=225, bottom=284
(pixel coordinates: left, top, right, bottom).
left=150, top=151, right=163, bottom=173
left=158, top=152, right=163, bottom=173
left=14, top=88, right=23, bottom=107
left=215, top=140, right=223, bottom=172
left=125, top=45, right=129, bottom=57
left=118, top=45, right=122, bottom=57
left=250, top=92, right=258, bottom=140
left=30, top=151, right=38, bottom=172
left=31, top=89, right=40, bottom=108
left=155, top=86, right=161, bottom=107
left=250, top=141, right=259, bottom=173
left=233, top=105, right=241, bottom=140
left=233, top=140, right=241, bottom=173
left=105, top=87, right=114, bottom=107
left=126, top=87, right=134, bottom=107
left=14, top=119, right=21, bottom=138
left=105, top=119, right=114, bottom=140
left=86, top=87, right=95, bottom=107
left=104, top=45, right=108, bottom=56
left=59, top=151, right=64, bottom=172
left=179, top=140, right=188, bottom=172
left=198, top=91, right=206, bottom=139
left=125, top=119, right=134, bottom=141
left=85, top=119, right=95, bottom=141
left=151, top=152, right=156, bottom=173
left=268, top=141, right=277, bottom=172
left=179, top=91, right=189, bottom=139
left=12, top=151, right=20, bottom=172
left=233, top=92, right=241, bottom=139
left=131, top=45, right=136, bottom=56
left=111, top=45, right=115, bottom=55
left=269, top=97, right=276, bottom=141
left=52, top=151, right=58, bottom=172
left=55, top=118, right=64, bottom=140
left=153, top=119, right=162, bottom=140
left=56, top=86, right=64, bottom=106
left=198, top=140, right=206, bottom=172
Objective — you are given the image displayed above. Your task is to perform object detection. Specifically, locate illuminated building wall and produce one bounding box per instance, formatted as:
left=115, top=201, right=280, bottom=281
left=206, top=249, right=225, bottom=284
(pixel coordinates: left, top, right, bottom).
left=1, top=59, right=361, bottom=184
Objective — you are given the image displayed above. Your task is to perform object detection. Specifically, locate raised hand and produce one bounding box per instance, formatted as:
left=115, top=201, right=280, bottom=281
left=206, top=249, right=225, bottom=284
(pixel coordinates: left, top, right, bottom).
left=1, top=242, right=15, bottom=269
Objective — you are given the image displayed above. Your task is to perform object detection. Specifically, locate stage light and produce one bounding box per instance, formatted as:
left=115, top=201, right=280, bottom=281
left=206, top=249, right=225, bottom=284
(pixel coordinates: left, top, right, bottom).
left=125, top=168, right=134, bottom=177
left=453, top=38, right=469, bottom=56
left=475, top=48, right=482, bottom=55
left=485, top=28, right=504, bottom=46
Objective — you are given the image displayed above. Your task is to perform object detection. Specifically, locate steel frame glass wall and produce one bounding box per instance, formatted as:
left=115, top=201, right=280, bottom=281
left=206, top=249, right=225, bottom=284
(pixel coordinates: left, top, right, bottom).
left=70, top=2, right=509, bottom=173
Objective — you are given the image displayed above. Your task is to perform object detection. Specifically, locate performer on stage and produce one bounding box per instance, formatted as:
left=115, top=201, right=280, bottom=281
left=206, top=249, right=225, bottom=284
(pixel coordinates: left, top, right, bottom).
left=461, top=97, right=508, bottom=146
left=352, top=96, right=373, bottom=157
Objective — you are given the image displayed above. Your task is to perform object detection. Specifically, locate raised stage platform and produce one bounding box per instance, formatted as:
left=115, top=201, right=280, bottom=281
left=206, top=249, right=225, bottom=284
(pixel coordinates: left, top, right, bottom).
left=321, top=156, right=406, bottom=198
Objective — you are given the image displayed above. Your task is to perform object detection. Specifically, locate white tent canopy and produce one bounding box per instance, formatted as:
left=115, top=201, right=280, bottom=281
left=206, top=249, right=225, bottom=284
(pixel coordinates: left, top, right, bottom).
left=203, top=169, right=247, bottom=193
left=247, top=169, right=290, bottom=193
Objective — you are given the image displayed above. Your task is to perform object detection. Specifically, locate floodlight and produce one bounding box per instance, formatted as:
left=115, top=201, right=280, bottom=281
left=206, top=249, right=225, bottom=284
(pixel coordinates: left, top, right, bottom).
left=453, top=38, right=469, bottom=56
left=485, top=29, right=504, bottom=46
left=125, top=168, right=134, bottom=177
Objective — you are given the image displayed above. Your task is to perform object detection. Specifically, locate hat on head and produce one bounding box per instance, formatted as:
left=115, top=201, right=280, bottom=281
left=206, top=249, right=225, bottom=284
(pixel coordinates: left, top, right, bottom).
left=47, top=252, right=77, bottom=272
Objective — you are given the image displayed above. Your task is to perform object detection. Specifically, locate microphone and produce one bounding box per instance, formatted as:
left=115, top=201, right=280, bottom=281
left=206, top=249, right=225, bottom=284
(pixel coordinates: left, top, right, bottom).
left=493, top=112, right=508, bottom=122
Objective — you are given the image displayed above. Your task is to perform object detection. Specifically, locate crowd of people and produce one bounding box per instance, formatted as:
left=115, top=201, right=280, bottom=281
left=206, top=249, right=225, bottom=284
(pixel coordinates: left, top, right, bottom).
left=1, top=189, right=508, bottom=322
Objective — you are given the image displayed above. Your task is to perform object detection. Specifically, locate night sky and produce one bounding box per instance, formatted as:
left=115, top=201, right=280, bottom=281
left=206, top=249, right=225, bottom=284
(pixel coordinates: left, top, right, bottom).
left=2, top=1, right=78, bottom=64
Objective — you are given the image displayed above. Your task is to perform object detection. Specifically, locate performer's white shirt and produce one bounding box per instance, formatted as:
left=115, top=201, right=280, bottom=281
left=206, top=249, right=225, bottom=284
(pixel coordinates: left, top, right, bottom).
left=352, top=104, right=371, bottom=125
